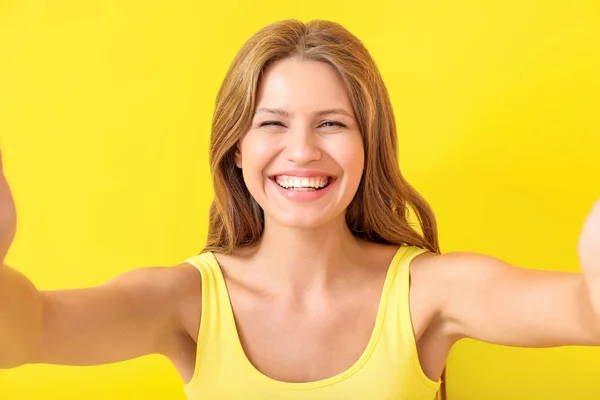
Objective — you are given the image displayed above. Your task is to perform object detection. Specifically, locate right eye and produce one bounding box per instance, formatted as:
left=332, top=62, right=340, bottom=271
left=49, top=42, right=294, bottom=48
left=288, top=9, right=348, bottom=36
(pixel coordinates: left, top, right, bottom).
left=259, top=121, right=284, bottom=127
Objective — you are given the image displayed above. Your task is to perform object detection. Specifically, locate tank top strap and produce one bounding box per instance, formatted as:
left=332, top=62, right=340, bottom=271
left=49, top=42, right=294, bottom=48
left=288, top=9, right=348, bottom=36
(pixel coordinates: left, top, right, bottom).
left=382, top=245, right=441, bottom=389
left=183, top=252, right=241, bottom=392
left=390, top=245, right=429, bottom=318
left=384, top=244, right=430, bottom=337
left=185, top=251, right=239, bottom=340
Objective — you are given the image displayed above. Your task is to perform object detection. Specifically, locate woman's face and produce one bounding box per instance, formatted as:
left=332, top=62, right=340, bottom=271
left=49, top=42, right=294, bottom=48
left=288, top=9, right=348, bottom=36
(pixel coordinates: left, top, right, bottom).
left=235, top=56, right=364, bottom=229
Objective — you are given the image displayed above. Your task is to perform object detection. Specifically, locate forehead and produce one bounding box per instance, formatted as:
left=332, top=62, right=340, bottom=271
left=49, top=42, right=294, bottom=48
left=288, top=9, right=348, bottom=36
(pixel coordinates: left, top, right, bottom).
left=255, top=57, right=353, bottom=112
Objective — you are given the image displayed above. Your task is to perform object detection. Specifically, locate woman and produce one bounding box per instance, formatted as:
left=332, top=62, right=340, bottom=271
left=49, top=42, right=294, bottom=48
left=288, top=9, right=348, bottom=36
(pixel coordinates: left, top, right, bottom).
left=1, top=19, right=599, bottom=400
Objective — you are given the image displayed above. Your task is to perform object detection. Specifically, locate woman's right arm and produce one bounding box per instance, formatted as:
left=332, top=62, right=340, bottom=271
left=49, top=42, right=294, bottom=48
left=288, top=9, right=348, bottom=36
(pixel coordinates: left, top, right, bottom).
left=0, top=263, right=200, bottom=369
left=0, top=150, right=201, bottom=370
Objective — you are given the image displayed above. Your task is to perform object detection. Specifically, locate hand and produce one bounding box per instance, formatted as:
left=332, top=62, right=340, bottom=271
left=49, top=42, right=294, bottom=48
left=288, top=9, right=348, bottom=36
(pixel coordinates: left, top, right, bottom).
left=0, top=149, right=17, bottom=264
left=579, top=198, right=600, bottom=309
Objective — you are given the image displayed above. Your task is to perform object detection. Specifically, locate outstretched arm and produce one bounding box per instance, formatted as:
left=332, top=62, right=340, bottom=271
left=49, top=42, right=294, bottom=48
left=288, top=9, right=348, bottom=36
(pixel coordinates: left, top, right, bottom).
left=431, top=199, right=600, bottom=347
left=1, top=262, right=200, bottom=369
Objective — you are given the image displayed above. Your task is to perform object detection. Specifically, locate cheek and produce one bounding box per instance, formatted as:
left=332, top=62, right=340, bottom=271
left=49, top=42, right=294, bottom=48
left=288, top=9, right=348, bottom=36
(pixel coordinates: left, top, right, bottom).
left=240, top=137, right=278, bottom=189
left=241, top=137, right=275, bottom=169
left=330, top=137, right=364, bottom=177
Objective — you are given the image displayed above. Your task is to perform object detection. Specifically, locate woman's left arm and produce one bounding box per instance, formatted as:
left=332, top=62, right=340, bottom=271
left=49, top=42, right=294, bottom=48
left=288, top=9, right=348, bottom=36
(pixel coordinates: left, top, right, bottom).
left=431, top=199, right=600, bottom=347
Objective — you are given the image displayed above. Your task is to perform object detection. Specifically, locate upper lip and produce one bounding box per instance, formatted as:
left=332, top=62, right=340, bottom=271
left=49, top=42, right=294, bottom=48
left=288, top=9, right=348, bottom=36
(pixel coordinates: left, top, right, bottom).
left=269, top=170, right=334, bottom=178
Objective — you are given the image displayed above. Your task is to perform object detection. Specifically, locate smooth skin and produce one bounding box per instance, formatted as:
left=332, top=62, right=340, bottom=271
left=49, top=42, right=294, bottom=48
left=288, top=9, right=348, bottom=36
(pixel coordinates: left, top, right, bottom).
left=1, top=56, right=599, bottom=387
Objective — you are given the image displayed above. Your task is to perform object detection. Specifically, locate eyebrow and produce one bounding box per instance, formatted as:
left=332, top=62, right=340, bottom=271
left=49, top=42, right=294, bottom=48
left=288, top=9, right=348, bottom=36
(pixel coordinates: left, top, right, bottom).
left=254, top=107, right=354, bottom=118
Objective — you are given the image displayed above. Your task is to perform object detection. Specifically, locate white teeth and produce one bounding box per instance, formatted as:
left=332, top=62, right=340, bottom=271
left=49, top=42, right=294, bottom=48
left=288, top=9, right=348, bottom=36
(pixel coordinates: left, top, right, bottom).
left=274, top=175, right=331, bottom=190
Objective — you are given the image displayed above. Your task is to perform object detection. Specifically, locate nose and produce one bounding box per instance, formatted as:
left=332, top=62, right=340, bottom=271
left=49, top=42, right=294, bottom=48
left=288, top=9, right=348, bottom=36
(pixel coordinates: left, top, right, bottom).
left=284, top=123, right=322, bottom=164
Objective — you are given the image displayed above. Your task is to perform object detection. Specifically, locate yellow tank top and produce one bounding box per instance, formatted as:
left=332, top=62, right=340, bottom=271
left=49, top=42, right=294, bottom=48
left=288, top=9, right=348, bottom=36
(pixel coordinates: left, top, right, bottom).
left=183, top=244, right=441, bottom=399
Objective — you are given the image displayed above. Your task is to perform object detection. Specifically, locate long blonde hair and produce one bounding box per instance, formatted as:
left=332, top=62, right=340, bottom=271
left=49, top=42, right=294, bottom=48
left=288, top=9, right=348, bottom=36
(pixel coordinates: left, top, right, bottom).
left=202, top=19, right=440, bottom=256
left=201, top=19, right=445, bottom=397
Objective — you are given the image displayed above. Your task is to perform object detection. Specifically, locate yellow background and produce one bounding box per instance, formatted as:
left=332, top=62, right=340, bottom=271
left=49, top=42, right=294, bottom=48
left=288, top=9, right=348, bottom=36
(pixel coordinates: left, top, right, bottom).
left=1, top=1, right=599, bottom=399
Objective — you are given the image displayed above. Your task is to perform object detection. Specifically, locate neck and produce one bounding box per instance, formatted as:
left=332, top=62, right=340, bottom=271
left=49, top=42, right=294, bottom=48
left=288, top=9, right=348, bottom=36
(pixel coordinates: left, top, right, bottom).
left=243, top=214, right=366, bottom=295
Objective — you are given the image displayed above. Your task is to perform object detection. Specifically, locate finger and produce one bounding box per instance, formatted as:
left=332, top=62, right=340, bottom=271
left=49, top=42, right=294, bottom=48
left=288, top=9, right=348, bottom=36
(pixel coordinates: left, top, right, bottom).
left=579, top=198, right=600, bottom=276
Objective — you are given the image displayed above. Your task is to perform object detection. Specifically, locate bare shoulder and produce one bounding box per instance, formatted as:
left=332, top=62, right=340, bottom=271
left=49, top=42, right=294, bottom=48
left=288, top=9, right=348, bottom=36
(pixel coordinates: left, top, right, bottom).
left=116, top=262, right=203, bottom=330
left=107, top=261, right=205, bottom=349
left=410, top=250, right=512, bottom=286
left=406, top=250, right=514, bottom=338
left=407, top=250, right=492, bottom=304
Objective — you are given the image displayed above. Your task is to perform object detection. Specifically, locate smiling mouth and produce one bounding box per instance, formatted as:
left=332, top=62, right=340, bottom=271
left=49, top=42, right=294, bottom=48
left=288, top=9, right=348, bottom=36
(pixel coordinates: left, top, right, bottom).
left=270, top=175, right=333, bottom=191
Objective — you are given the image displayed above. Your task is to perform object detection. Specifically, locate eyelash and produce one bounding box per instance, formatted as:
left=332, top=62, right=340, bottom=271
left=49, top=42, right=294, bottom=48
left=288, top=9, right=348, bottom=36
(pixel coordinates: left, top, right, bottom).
left=259, top=121, right=347, bottom=129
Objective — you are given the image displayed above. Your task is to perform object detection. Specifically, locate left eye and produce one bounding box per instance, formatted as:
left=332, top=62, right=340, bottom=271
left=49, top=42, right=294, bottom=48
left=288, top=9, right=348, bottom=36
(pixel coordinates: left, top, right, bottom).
left=321, top=121, right=346, bottom=128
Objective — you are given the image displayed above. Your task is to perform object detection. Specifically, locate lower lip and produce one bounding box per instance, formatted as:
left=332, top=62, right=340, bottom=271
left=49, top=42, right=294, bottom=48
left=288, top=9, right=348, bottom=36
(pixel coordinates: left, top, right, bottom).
left=270, top=178, right=336, bottom=203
